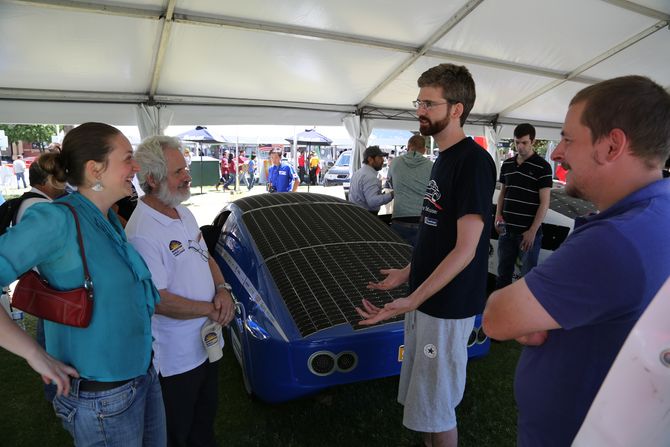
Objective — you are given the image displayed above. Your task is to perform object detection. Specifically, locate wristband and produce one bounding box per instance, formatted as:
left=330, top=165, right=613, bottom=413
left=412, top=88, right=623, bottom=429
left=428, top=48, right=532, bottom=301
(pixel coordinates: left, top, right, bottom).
left=216, top=282, right=232, bottom=292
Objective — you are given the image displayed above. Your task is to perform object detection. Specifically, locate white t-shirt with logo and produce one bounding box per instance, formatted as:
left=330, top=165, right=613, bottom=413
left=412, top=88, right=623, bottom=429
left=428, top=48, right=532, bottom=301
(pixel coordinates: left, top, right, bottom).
left=126, top=199, right=218, bottom=377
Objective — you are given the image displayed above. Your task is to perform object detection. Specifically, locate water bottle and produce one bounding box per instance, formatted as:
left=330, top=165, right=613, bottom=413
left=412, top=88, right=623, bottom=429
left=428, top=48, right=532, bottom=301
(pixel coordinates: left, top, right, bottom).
left=0, top=287, right=11, bottom=316
left=496, top=221, right=507, bottom=236
left=11, top=310, right=26, bottom=330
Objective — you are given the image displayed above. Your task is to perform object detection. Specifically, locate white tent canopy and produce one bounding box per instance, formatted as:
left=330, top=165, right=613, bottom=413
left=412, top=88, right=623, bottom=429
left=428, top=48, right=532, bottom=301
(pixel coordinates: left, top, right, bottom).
left=0, top=0, right=668, bottom=142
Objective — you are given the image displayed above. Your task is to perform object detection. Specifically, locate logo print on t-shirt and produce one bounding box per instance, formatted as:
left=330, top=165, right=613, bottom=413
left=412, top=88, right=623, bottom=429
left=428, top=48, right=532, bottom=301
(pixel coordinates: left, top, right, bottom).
left=423, top=343, right=437, bottom=358
left=169, top=240, right=185, bottom=257
left=424, top=180, right=443, bottom=210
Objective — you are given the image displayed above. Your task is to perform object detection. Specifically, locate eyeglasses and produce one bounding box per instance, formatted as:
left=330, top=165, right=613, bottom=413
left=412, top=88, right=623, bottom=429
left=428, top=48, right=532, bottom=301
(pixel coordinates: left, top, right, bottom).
left=412, top=99, right=460, bottom=110
left=188, top=240, right=209, bottom=262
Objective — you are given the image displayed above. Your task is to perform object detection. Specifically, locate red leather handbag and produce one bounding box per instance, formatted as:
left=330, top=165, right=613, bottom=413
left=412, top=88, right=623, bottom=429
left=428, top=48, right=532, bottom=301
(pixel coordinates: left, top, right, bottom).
left=11, top=202, right=94, bottom=328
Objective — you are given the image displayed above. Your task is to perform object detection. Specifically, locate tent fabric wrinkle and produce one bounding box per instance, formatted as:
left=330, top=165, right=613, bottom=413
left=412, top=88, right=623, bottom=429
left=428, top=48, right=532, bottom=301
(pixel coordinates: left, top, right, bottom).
left=343, top=114, right=372, bottom=175
left=136, top=104, right=174, bottom=139
left=485, top=125, right=501, bottom=179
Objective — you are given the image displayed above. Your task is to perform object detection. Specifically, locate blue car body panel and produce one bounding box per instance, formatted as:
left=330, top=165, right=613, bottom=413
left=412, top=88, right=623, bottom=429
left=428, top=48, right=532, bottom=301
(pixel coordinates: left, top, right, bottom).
left=211, top=193, right=489, bottom=403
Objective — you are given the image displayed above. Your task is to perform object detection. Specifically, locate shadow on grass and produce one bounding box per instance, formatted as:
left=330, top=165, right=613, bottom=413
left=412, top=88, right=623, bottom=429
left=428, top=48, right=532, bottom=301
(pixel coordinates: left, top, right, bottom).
left=0, top=316, right=521, bottom=446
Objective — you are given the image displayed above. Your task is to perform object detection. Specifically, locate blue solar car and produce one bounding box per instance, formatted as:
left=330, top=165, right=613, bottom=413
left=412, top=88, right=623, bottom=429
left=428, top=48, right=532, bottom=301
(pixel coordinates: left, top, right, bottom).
left=205, top=193, right=490, bottom=403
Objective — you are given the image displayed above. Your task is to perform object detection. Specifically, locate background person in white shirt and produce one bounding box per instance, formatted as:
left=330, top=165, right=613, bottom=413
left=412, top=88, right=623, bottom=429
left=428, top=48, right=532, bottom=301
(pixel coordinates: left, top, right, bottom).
left=126, top=135, right=235, bottom=447
left=348, top=145, right=393, bottom=214
left=13, top=155, right=27, bottom=189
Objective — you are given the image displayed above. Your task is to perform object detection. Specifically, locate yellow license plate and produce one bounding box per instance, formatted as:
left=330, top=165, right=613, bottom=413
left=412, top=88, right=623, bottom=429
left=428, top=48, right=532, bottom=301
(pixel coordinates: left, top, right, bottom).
left=398, top=345, right=404, bottom=362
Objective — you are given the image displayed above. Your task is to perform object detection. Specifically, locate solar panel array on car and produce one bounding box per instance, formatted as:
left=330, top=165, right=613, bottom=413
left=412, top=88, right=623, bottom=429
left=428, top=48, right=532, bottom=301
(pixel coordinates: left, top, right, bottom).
left=237, top=193, right=411, bottom=337
left=550, top=189, right=598, bottom=219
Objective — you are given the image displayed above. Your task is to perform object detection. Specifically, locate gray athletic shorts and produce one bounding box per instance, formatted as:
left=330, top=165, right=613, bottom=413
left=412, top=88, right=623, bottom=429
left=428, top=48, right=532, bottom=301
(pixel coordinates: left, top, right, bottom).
left=397, top=310, right=475, bottom=433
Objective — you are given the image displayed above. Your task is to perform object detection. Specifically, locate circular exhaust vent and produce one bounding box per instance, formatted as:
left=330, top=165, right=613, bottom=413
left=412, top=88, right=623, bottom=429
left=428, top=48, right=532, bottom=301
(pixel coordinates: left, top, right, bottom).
left=336, top=352, right=358, bottom=373
left=308, top=351, right=336, bottom=376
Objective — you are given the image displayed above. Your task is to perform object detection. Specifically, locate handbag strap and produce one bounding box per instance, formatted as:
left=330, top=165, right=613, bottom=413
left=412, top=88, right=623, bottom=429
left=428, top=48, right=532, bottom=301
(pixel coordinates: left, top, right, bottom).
left=54, top=202, right=94, bottom=297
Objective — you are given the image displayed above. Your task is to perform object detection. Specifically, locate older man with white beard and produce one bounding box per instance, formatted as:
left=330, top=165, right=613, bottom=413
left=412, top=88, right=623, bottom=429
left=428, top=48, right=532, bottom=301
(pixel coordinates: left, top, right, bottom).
left=126, top=135, right=235, bottom=447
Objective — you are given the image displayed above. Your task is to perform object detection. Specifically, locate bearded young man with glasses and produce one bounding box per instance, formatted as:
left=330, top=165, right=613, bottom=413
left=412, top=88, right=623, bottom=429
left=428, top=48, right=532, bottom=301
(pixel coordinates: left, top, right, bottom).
left=357, top=63, right=496, bottom=447
left=126, top=135, right=235, bottom=447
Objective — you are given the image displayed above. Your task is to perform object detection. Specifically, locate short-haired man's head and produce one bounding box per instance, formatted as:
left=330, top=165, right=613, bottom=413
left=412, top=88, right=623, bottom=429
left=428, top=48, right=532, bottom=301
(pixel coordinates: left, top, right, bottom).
left=514, top=123, right=536, bottom=142
left=407, top=135, right=426, bottom=153
left=28, top=157, right=49, bottom=186
left=571, top=75, right=670, bottom=168
left=30, top=153, right=66, bottom=194
left=270, top=148, right=282, bottom=163
left=135, top=135, right=182, bottom=194
left=417, top=63, right=476, bottom=127
left=363, top=145, right=383, bottom=164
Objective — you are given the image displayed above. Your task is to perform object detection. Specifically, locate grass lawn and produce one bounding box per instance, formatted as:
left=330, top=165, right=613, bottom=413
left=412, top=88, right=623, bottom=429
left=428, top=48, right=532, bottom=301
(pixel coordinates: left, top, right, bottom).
left=0, top=316, right=521, bottom=446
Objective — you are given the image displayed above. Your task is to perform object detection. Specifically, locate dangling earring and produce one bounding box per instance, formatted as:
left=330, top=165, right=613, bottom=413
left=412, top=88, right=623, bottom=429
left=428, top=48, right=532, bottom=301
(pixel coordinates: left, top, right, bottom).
left=92, top=180, right=104, bottom=192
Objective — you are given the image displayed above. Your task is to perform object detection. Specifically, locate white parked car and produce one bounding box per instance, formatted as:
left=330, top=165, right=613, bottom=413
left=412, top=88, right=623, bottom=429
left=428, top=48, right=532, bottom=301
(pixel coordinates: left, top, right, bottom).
left=487, top=184, right=598, bottom=288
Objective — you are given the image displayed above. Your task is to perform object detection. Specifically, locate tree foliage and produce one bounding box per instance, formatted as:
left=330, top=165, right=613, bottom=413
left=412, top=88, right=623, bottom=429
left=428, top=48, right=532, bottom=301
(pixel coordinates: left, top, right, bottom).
left=0, top=124, right=57, bottom=149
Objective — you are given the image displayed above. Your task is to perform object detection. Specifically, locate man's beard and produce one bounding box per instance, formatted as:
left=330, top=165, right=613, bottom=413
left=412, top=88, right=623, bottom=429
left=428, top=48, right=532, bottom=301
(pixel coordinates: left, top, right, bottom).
left=156, top=181, right=190, bottom=208
left=560, top=162, right=585, bottom=200
left=419, top=113, right=450, bottom=136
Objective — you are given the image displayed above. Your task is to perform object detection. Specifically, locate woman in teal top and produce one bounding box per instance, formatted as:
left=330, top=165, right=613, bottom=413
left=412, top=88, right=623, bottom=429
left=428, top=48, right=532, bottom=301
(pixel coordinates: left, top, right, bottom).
left=0, top=123, right=166, bottom=446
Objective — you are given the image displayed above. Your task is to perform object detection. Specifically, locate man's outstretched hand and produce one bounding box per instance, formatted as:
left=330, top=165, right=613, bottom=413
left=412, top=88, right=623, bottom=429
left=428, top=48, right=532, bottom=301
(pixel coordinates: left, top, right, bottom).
left=356, top=297, right=416, bottom=326
left=366, top=268, right=408, bottom=291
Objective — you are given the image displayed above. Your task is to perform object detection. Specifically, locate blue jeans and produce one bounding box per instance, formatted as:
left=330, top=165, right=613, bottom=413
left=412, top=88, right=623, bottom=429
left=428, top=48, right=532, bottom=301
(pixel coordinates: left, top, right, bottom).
left=390, top=221, right=420, bottom=247
left=248, top=172, right=255, bottom=190
left=224, top=173, right=247, bottom=189
left=16, top=172, right=26, bottom=188
left=53, top=367, right=166, bottom=447
left=496, top=229, right=543, bottom=289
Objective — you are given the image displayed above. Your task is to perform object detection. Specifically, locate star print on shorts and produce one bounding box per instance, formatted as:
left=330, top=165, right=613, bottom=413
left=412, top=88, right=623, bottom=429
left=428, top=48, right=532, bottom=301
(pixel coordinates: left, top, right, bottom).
left=423, top=343, right=437, bottom=358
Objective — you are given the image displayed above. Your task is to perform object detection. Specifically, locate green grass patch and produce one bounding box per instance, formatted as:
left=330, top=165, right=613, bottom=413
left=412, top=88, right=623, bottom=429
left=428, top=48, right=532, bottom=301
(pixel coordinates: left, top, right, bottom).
left=1, top=316, right=521, bottom=446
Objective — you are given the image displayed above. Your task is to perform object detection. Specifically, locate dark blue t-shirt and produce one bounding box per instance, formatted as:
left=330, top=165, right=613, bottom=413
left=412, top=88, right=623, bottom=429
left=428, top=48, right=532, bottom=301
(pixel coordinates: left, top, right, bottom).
left=516, top=178, right=670, bottom=446
left=411, top=137, right=496, bottom=319
left=268, top=162, right=297, bottom=193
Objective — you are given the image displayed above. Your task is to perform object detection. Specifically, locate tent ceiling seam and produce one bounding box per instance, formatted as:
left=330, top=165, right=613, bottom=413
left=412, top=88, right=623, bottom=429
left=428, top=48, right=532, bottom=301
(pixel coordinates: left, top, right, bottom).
left=0, top=89, right=356, bottom=112
left=423, top=49, right=601, bottom=84
left=600, top=0, right=670, bottom=20
left=148, top=0, right=177, bottom=97
left=12, top=0, right=669, bottom=22
left=356, top=0, right=484, bottom=108
left=10, top=0, right=161, bottom=19
left=496, top=20, right=668, bottom=118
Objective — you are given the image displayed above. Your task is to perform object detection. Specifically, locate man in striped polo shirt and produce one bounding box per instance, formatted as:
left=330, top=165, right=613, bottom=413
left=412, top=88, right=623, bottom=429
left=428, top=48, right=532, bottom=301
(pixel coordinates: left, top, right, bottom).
left=495, top=123, right=553, bottom=289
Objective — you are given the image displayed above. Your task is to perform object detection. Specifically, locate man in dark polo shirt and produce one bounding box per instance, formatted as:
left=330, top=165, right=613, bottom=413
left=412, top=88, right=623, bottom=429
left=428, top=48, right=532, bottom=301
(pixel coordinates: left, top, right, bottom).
left=494, top=123, right=553, bottom=289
